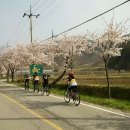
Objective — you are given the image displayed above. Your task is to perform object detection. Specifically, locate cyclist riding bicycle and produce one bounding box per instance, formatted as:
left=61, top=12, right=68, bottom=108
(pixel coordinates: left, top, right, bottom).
left=64, top=72, right=80, bottom=106
left=33, top=72, right=39, bottom=92
left=24, top=73, right=30, bottom=90
left=67, top=72, right=78, bottom=94
left=42, top=73, right=49, bottom=90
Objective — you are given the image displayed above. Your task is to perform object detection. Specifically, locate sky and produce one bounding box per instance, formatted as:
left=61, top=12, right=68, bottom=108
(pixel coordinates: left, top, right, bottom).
left=0, top=0, right=130, bottom=47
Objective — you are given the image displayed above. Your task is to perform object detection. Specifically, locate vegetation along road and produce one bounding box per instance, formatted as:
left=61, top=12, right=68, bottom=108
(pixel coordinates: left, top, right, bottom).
left=0, top=80, right=130, bottom=130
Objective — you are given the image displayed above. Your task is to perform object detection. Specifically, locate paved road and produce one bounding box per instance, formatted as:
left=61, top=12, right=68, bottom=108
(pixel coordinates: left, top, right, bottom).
left=0, top=80, right=130, bottom=130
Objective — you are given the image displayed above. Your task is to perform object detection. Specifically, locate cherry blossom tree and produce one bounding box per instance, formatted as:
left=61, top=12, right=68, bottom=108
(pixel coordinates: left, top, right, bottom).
left=42, top=35, right=89, bottom=86
left=0, top=47, right=20, bottom=82
left=24, top=41, right=54, bottom=66
left=15, top=43, right=30, bottom=68
left=0, top=33, right=90, bottom=84
left=0, top=56, right=6, bottom=77
left=87, top=20, right=129, bottom=99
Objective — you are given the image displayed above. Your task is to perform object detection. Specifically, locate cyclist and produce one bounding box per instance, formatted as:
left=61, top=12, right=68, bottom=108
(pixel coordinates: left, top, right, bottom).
left=67, top=72, right=78, bottom=95
left=24, top=73, right=30, bottom=90
left=33, top=72, right=39, bottom=92
left=42, top=73, right=49, bottom=90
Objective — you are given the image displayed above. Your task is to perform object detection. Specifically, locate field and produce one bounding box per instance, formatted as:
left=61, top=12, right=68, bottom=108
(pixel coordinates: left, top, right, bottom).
left=53, top=65, right=130, bottom=88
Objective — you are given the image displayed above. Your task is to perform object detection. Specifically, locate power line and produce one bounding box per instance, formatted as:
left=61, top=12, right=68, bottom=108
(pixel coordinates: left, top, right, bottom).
left=42, top=0, right=130, bottom=41
left=32, top=0, right=50, bottom=13
left=32, top=0, right=41, bottom=9
left=38, top=0, right=56, bottom=15
left=34, top=0, right=66, bottom=27
left=30, top=0, right=55, bottom=27
left=14, top=22, right=29, bottom=43
left=41, top=0, right=66, bottom=20
left=24, top=0, right=42, bottom=13
left=33, top=0, right=67, bottom=40
left=7, top=18, right=24, bottom=43
left=31, top=0, right=65, bottom=40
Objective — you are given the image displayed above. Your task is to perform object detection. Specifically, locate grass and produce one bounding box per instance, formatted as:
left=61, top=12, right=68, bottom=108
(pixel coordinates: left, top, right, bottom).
left=51, top=87, right=130, bottom=111
left=81, top=95, right=130, bottom=111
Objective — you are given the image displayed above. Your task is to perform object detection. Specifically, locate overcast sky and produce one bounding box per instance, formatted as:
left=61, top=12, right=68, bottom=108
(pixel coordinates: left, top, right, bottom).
left=0, top=0, right=130, bottom=47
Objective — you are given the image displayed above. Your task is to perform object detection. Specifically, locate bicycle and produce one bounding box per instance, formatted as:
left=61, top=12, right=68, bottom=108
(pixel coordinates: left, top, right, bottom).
left=64, top=87, right=80, bottom=106
left=41, top=85, right=50, bottom=96
left=24, top=79, right=29, bottom=91
left=33, top=80, right=39, bottom=93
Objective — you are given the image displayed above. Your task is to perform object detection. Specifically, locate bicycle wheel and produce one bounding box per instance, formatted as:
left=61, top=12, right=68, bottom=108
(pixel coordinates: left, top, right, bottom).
left=64, top=90, right=70, bottom=103
left=37, top=85, right=39, bottom=93
left=26, top=81, right=29, bottom=91
left=24, top=81, right=27, bottom=90
left=73, top=93, right=80, bottom=106
left=46, top=87, right=50, bottom=96
left=41, top=88, right=44, bottom=95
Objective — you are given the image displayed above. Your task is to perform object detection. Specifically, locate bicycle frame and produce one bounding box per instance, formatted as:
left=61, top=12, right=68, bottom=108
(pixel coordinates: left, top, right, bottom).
left=64, top=87, right=80, bottom=106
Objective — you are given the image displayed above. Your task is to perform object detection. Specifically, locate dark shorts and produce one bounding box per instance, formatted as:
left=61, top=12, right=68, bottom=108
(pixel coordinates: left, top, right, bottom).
left=43, top=84, right=49, bottom=88
left=68, top=85, right=77, bottom=92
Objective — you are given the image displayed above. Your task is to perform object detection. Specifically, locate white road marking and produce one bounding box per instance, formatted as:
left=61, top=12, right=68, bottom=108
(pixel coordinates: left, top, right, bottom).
left=50, top=94, right=130, bottom=118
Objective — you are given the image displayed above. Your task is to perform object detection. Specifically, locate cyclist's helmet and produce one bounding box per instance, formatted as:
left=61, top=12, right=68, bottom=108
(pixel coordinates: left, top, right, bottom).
left=68, top=72, right=73, bottom=77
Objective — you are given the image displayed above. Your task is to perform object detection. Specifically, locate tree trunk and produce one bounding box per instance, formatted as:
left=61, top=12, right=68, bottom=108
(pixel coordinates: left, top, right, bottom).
left=20, top=68, right=23, bottom=81
left=7, top=69, right=9, bottom=82
left=11, top=70, right=14, bottom=82
left=49, top=56, right=69, bottom=87
left=49, top=70, right=66, bottom=87
left=104, top=60, right=111, bottom=99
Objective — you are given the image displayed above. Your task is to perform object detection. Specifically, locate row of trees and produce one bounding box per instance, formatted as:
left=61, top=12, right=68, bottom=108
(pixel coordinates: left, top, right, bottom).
left=0, top=19, right=129, bottom=99
left=108, top=40, right=130, bottom=71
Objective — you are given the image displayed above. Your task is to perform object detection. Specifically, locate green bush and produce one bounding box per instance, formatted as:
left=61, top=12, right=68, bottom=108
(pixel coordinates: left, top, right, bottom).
left=52, top=84, right=130, bottom=100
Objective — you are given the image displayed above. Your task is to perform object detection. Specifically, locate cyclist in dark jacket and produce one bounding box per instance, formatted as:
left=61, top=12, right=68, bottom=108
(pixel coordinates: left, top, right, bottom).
left=42, top=74, right=49, bottom=90
left=24, top=73, right=30, bottom=90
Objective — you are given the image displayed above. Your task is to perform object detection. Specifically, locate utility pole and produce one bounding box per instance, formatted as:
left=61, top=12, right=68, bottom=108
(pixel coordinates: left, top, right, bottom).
left=23, top=5, right=40, bottom=43
left=71, top=45, right=74, bottom=71
left=51, top=29, right=54, bottom=40
left=51, top=29, right=58, bottom=39
left=51, top=29, right=54, bottom=77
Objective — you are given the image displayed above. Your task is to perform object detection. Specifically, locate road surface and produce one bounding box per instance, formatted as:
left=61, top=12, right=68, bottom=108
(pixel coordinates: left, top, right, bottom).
left=0, top=80, right=130, bottom=130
